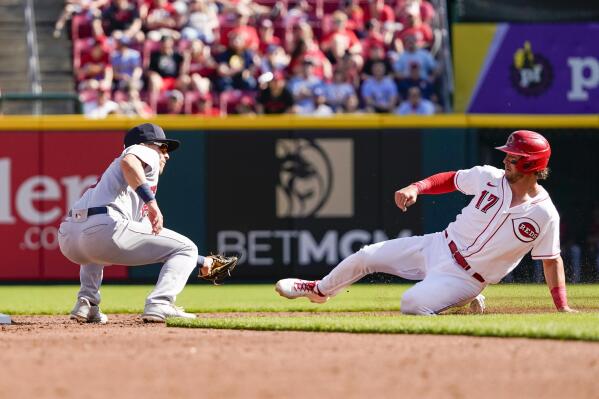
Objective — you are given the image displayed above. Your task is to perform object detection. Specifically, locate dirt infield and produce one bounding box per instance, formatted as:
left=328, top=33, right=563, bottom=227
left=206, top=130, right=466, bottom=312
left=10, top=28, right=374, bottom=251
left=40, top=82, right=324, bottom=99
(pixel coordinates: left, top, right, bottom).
left=1, top=315, right=598, bottom=399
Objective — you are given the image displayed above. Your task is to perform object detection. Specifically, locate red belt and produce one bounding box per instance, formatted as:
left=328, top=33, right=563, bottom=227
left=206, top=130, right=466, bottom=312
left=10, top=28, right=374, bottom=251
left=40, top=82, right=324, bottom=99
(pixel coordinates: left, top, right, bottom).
left=444, top=231, right=485, bottom=283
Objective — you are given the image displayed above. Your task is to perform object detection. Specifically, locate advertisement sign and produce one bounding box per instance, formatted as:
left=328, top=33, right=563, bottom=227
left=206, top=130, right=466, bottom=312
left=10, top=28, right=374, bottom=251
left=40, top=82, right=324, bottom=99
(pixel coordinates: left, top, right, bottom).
left=206, top=130, right=423, bottom=280
left=0, top=131, right=128, bottom=280
left=453, top=23, right=599, bottom=113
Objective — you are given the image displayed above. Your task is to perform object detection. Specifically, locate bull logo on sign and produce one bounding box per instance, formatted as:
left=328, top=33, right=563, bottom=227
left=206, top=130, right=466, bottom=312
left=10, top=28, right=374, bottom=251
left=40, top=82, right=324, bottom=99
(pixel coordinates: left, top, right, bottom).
left=275, top=138, right=354, bottom=218
left=275, top=139, right=333, bottom=218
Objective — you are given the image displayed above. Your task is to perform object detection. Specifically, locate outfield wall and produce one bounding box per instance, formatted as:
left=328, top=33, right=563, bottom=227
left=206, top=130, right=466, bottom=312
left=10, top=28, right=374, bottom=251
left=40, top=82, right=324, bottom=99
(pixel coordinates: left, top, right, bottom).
left=1, top=115, right=597, bottom=282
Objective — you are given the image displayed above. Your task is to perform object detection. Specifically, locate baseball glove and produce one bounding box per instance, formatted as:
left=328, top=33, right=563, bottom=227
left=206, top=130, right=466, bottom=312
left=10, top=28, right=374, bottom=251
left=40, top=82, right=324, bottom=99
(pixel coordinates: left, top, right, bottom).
left=199, top=254, right=238, bottom=285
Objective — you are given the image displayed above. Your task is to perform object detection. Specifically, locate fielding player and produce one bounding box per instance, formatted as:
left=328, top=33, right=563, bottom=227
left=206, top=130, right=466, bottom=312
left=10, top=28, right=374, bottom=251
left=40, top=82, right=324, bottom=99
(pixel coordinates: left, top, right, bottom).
left=58, top=123, right=237, bottom=323
left=276, top=130, right=575, bottom=314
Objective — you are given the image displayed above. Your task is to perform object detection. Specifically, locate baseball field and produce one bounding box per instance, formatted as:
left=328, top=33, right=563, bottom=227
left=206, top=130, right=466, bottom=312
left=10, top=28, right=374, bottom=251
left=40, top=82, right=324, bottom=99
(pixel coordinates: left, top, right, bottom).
left=1, top=283, right=599, bottom=398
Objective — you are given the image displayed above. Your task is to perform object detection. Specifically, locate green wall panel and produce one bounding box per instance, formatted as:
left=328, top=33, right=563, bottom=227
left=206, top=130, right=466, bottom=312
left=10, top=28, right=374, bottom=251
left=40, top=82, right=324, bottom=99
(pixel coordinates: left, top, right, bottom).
left=421, top=129, right=478, bottom=233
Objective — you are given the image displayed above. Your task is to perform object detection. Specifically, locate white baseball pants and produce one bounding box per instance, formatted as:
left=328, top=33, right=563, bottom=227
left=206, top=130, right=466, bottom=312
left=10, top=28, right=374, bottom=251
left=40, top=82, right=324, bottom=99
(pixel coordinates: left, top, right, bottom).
left=318, top=232, right=486, bottom=315
left=58, top=209, right=198, bottom=306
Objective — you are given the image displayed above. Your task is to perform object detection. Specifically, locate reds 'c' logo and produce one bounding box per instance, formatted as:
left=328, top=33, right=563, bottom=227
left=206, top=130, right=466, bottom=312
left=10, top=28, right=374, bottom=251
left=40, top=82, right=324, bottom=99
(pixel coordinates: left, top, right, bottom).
left=512, top=217, right=540, bottom=242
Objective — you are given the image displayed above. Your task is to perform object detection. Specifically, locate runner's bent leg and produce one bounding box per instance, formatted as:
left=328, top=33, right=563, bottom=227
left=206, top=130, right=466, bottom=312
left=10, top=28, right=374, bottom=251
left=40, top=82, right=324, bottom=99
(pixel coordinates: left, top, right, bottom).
left=400, top=272, right=484, bottom=315
left=318, top=235, right=432, bottom=296
left=400, top=233, right=485, bottom=315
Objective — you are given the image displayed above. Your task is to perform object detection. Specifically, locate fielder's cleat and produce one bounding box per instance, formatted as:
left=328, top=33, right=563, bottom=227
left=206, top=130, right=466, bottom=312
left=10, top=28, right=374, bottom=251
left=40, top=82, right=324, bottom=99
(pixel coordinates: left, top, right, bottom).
left=70, top=297, right=108, bottom=324
left=141, top=303, right=197, bottom=323
left=469, top=294, right=486, bottom=314
left=275, top=279, right=328, bottom=304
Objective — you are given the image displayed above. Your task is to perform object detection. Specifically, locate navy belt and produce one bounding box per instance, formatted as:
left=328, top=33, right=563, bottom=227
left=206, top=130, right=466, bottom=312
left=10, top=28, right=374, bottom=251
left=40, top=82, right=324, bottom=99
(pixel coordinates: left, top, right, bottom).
left=68, top=206, right=108, bottom=217
left=444, top=231, right=485, bottom=283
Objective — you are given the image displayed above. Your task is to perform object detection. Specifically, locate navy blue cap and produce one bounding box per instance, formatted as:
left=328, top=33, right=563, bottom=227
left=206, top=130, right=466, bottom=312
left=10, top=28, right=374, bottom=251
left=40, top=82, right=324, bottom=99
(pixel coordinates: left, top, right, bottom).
left=124, top=123, right=180, bottom=152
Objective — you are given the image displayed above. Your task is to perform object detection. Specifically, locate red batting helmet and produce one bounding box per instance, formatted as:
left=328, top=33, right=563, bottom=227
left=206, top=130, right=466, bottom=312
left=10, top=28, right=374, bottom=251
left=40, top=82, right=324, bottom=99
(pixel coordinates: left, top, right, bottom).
left=495, top=130, right=551, bottom=174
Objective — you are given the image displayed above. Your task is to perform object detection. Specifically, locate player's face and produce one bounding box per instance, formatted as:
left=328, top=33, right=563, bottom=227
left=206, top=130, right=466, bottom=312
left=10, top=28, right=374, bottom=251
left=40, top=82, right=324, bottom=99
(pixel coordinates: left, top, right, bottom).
left=503, top=153, right=523, bottom=183
left=148, top=143, right=170, bottom=174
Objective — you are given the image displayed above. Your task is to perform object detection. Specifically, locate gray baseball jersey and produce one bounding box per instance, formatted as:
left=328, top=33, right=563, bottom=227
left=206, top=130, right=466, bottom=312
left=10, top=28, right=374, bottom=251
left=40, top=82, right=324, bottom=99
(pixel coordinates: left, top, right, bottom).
left=59, top=144, right=199, bottom=307
left=74, top=144, right=159, bottom=221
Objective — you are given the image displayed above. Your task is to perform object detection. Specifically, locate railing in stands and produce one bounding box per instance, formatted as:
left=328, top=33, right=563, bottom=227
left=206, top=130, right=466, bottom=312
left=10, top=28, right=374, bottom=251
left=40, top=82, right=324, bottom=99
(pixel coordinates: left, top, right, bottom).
left=24, top=0, right=42, bottom=115
left=0, top=92, right=82, bottom=114
left=432, top=0, right=454, bottom=112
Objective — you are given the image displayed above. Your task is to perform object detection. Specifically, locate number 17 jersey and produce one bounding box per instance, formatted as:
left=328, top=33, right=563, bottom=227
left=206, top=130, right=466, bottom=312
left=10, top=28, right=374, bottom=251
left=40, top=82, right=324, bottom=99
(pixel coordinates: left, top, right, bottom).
left=444, top=165, right=560, bottom=284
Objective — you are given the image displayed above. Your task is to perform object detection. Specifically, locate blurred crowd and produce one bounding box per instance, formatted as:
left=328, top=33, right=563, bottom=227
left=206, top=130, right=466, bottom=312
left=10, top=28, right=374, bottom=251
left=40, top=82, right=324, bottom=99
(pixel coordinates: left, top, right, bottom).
left=55, top=0, right=445, bottom=117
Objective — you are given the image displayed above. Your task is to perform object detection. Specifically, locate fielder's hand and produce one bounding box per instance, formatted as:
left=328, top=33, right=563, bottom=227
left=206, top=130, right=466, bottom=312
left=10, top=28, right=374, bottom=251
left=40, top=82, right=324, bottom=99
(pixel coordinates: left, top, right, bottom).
left=395, top=185, right=419, bottom=212
left=147, top=200, right=163, bottom=235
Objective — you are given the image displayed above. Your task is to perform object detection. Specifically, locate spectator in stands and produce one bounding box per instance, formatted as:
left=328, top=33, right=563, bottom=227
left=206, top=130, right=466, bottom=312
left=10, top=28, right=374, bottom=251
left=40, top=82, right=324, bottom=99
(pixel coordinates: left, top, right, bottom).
left=321, top=11, right=363, bottom=69
left=394, top=86, right=434, bottom=115
left=78, top=39, right=113, bottom=91
left=215, top=33, right=258, bottom=92
left=258, top=19, right=282, bottom=56
left=336, top=52, right=362, bottom=89
left=392, top=34, right=438, bottom=81
left=260, top=45, right=290, bottom=75
left=361, top=19, right=386, bottom=58
left=110, top=32, right=142, bottom=91
left=396, top=62, right=434, bottom=100
left=288, top=59, right=323, bottom=114
left=117, top=86, right=153, bottom=117
left=223, top=7, right=260, bottom=52
left=363, top=0, right=396, bottom=40
left=282, top=0, right=311, bottom=28
left=192, top=93, right=220, bottom=116
left=54, top=0, right=108, bottom=38
left=362, top=43, right=392, bottom=78
left=184, top=39, right=216, bottom=97
left=142, top=0, right=184, bottom=41
left=256, top=71, right=293, bottom=114
left=313, top=93, right=334, bottom=116
left=343, top=92, right=362, bottom=113
left=341, top=0, right=365, bottom=36
left=233, top=93, right=256, bottom=115
left=83, top=88, right=119, bottom=117
left=364, top=0, right=395, bottom=25
left=396, top=0, right=435, bottom=26
left=163, top=89, right=185, bottom=114
left=288, top=23, right=332, bottom=80
left=360, top=61, right=398, bottom=113
left=395, top=6, right=433, bottom=49
left=232, top=0, right=273, bottom=20
left=93, top=0, right=143, bottom=43
left=181, top=0, right=219, bottom=44
left=147, top=36, right=189, bottom=108
left=322, top=69, right=358, bottom=112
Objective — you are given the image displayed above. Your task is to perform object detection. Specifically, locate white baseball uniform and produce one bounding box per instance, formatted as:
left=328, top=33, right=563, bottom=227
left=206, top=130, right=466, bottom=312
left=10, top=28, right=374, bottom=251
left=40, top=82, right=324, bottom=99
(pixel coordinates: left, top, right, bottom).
left=317, top=165, right=561, bottom=314
left=58, top=144, right=199, bottom=306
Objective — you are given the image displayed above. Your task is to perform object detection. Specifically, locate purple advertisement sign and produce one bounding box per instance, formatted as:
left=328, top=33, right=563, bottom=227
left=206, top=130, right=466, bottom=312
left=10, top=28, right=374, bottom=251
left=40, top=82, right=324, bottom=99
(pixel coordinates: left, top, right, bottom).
left=468, top=24, right=599, bottom=114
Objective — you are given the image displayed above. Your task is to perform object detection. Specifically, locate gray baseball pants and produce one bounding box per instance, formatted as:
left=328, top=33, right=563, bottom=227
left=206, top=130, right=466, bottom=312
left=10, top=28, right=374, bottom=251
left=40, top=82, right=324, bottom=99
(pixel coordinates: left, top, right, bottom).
left=58, top=208, right=198, bottom=305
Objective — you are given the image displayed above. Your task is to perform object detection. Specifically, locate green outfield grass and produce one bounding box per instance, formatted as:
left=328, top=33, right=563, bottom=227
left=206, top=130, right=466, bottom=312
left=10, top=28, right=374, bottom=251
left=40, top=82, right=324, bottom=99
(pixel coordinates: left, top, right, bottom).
left=1, top=284, right=598, bottom=340
left=0, top=284, right=599, bottom=341
left=0, top=283, right=598, bottom=314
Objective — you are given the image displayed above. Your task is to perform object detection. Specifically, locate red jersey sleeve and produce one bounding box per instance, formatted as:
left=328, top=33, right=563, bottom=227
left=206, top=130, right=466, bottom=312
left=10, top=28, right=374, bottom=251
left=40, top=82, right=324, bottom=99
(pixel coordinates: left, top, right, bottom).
left=412, top=171, right=457, bottom=194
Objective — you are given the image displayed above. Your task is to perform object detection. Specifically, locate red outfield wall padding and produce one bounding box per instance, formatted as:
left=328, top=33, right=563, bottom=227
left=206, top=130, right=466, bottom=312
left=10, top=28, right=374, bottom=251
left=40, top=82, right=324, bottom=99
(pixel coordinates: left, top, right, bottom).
left=0, top=130, right=128, bottom=281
